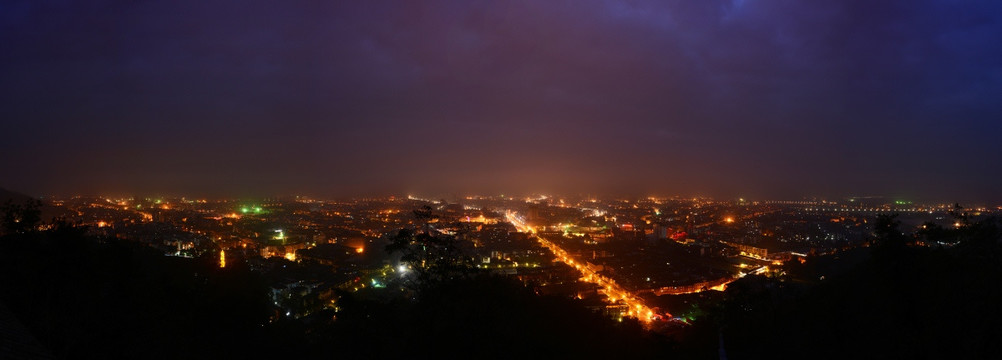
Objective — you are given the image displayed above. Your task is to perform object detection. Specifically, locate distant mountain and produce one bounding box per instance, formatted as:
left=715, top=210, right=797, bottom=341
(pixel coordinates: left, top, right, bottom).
left=0, top=188, right=34, bottom=204
left=0, top=188, right=70, bottom=221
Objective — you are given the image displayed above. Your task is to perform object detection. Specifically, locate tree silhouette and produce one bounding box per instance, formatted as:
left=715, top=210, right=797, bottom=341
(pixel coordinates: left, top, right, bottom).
left=1, top=198, right=42, bottom=235
left=948, top=203, right=971, bottom=227
left=873, top=213, right=907, bottom=248
left=386, top=206, right=477, bottom=290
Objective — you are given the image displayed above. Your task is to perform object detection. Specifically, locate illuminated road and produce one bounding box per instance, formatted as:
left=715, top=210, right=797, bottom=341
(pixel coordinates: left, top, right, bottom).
left=505, top=211, right=662, bottom=324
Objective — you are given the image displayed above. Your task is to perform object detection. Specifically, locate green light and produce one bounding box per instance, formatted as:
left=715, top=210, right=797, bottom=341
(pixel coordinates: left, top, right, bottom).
left=241, top=207, right=249, bottom=214
left=254, top=207, right=262, bottom=213
left=155, top=199, right=162, bottom=204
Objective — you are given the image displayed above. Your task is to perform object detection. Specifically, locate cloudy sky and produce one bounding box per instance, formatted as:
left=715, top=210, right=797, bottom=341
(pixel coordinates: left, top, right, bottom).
left=1, top=0, right=1000, bottom=202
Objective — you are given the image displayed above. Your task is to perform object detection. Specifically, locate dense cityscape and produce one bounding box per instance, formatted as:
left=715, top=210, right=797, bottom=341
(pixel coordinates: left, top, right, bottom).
left=4, top=188, right=1001, bottom=357
left=41, top=194, right=1002, bottom=315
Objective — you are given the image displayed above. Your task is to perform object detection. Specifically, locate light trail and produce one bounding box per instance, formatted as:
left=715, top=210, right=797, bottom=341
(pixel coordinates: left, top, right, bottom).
left=505, top=211, right=662, bottom=324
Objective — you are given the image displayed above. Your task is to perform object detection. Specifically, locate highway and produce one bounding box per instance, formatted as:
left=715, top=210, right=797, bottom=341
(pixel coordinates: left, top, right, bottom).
left=505, top=211, right=662, bottom=324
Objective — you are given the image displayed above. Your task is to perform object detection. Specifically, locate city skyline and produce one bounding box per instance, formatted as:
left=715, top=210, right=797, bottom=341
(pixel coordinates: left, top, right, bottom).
left=6, top=187, right=1000, bottom=209
left=2, top=1, right=1002, bottom=203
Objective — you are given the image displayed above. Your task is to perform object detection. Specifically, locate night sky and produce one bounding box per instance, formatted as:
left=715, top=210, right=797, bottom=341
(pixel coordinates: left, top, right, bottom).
left=2, top=1, right=1001, bottom=202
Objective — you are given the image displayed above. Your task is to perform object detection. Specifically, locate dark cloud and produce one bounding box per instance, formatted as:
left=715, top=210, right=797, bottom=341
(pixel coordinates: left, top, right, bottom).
left=1, top=0, right=1000, bottom=202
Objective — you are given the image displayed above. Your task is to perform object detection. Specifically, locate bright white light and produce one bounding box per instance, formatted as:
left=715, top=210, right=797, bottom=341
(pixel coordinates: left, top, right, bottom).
left=398, top=264, right=408, bottom=273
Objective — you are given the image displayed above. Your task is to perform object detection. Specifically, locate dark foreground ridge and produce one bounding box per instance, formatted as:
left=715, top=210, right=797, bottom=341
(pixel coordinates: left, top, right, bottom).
left=716, top=214, right=1002, bottom=358
left=1, top=198, right=1002, bottom=358
left=0, top=229, right=682, bottom=358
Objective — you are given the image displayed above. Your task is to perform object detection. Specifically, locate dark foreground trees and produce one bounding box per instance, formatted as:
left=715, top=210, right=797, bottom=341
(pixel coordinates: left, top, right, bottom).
left=716, top=214, right=1002, bottom=359
left=0, top=230, right=272, bottom=358
left=10, top=203, right=1000, bottom=358
left=294, top=275, right=684, bottom=358
left=0, top=198, right=42, bottom=235
left=1, top=225, right=686, bottom=358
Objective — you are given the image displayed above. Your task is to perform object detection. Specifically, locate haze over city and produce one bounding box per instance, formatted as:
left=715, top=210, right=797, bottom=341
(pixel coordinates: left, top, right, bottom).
left=2, top=0, right=1001, bottom=203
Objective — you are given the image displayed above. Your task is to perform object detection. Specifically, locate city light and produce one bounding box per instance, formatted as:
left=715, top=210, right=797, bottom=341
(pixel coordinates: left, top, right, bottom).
left=507, top=210, right=660, bottom=324
left=28, top=193, right=994, bottom=343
